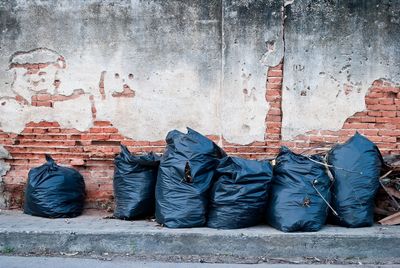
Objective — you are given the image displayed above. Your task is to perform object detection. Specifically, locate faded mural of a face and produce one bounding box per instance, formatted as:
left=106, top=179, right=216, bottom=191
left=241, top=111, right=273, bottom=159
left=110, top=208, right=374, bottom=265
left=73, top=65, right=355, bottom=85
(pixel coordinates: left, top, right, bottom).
left=9, top=48, right=65, bottom=104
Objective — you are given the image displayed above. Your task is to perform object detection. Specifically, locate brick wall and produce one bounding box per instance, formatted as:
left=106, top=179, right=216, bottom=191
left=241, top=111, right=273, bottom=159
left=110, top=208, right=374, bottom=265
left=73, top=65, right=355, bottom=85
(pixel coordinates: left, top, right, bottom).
left=1, top=62, right=399, bottom=210
left=224, top=63, right=400, bottom=158
left=1, top=121, right=166, bottom=210
left=286, top=80, right=400, bottom=155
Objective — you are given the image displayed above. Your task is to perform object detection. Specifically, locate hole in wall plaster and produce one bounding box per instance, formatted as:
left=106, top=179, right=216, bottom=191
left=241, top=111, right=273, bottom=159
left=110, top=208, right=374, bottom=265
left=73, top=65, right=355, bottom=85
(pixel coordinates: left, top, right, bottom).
left=242, top=124, right=250, bottom=131
left=265, top=40, right=276, bottom=52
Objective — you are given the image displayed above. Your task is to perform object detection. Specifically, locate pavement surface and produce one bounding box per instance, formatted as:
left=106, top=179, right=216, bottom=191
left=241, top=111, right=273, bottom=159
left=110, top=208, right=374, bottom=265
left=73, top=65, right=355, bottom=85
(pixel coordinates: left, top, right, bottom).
left=0, top=210, right=400, bottom=265
left=1, top=256, right=400, bottom=268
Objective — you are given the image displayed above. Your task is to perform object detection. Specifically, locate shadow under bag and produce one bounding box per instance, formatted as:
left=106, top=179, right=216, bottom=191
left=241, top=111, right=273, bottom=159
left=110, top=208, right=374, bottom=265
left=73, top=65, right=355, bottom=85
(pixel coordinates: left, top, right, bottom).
left=24, top=155, right=86, bottom=218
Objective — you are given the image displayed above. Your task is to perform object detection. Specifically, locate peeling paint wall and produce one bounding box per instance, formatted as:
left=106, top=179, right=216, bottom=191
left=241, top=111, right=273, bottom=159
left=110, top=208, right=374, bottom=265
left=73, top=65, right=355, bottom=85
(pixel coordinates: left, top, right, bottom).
left=282, top=0, right=400, bottom=139
left=0, top=0, right=284, bottom=145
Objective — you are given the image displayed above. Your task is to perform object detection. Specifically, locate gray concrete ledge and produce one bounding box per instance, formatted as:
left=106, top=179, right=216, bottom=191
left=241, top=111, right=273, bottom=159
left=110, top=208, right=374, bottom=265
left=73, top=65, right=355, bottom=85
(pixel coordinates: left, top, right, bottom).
left=0, top=210, right=400, bottom=264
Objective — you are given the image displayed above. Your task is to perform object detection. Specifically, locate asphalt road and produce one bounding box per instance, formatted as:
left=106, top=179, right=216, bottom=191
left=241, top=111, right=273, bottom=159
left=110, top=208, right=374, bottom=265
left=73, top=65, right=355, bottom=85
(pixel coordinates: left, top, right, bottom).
left=1, top=256, right=400, bottom=268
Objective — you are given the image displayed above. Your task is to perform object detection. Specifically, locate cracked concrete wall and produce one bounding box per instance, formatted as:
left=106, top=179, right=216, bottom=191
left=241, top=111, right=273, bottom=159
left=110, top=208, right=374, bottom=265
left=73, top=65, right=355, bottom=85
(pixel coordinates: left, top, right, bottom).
left=221, top=0, right=283, bottom=143
left=0, top=146, right=10, bottom=209
left=2, top=0, right=398, bottom=144
left=0, top=0, right=283, bottom=144
left=282, top=0, right=400, bottom=139
left=0, top=0, right=221, bottom=140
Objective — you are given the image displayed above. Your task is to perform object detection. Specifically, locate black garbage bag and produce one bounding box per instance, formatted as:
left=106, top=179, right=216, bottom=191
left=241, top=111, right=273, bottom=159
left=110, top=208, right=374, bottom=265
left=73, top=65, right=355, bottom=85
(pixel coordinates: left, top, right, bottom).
left=266, top=147, right=332, bottom=232
left=328, top=132, right=382, bottom=227
left=155, top=128, right=226, bottom=228
left=113, top=145, right=161, bottom=220
left=207, top=156, right=273, bottom=229
left=24, top=155, right=86, bottom=218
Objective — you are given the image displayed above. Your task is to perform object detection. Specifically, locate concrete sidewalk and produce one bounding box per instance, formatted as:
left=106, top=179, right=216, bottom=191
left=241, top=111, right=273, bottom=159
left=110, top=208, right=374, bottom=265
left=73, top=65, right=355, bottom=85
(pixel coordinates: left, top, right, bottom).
left=0, top=210, right=399, bottom=264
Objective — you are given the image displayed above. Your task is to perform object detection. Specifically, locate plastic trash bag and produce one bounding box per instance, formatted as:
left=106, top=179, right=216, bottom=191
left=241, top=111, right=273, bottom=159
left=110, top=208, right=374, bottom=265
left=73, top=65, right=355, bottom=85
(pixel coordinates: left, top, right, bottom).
left=24, top=155, right=86, bottom=218
left=113, top=145, right=161, bottom=219
left=207, top=156, right=273, bottom=229
left=266, top=147, right=332, bottom=232
left=155, top=128, right=226, bottom=228
left=328, top=132, right=382, bottom=227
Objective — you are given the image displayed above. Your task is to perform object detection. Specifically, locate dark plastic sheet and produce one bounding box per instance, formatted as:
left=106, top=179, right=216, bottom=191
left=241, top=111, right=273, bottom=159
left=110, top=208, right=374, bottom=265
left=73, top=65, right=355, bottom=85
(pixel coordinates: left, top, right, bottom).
left=155, top=128, right=226, bottom=228
left=328, top=132, right=382, bottom=227
left=266, top=147, right=331, bottom=232
left=207, top=156, right=273, bottom=229
left=113, top=145, right=160, bottom=220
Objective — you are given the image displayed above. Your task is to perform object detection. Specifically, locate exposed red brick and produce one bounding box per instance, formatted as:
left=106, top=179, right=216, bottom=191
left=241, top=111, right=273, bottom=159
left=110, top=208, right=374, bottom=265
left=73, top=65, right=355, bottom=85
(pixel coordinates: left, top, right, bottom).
left=0, top=120, right=165, bottom=209
left=102, top=127, right=119, bottom=133
left=94, top=121, right=113, bottom=127
left=70, top=158, right=85, bottom=166
left=111, top=84, right=135, bottom=98
left=287, top=80, right=400, bottom=154
left=267, top=69, right=282, bottom=77
left=1, top=60, right=399, bottom=211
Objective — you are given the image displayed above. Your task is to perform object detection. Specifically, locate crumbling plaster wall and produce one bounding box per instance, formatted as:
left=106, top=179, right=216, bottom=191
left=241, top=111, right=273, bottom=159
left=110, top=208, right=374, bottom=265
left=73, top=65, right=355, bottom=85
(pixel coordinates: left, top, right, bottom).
left=0, top=0, right=283, bottom=144
left=1, top=0, right=400, bottom=209
left=282, top=0, right=400, bottom=139
left=221, top=0, right=283, bottom=143
left=1, top=0, right=399, bottom=144
left=0, top=146, right=10, bottom=208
